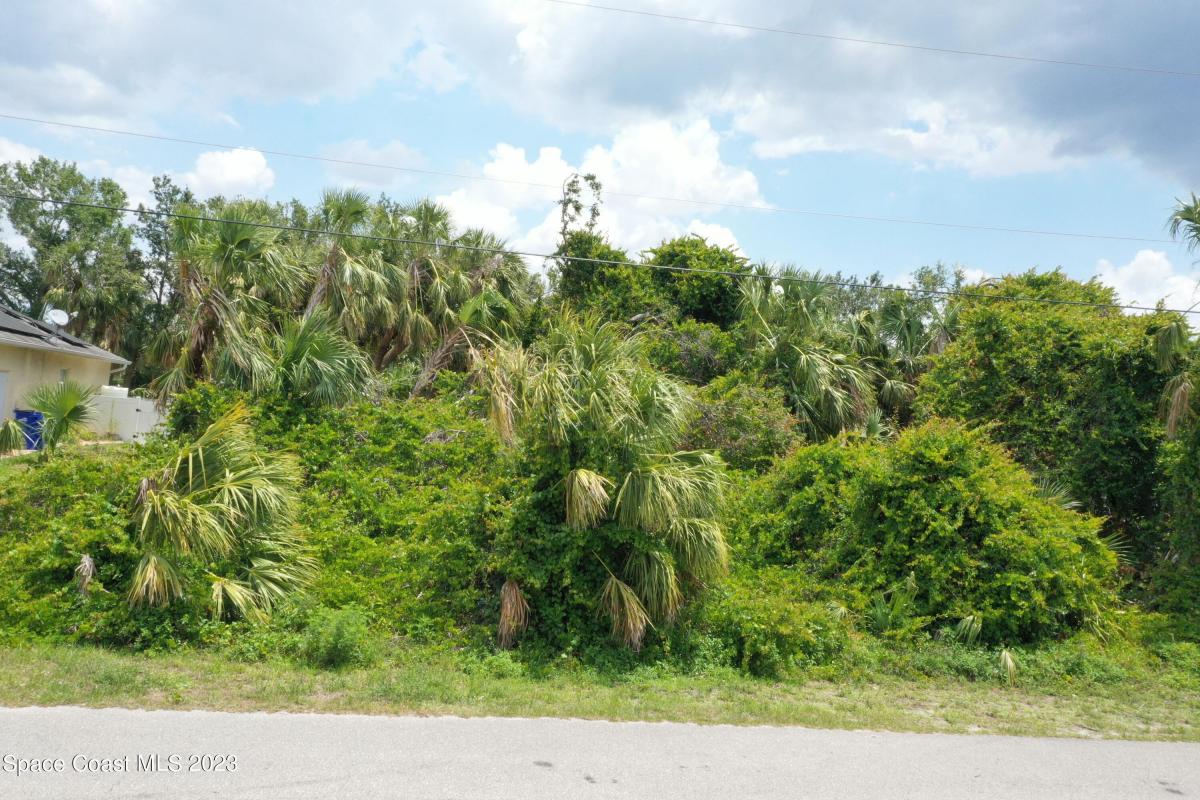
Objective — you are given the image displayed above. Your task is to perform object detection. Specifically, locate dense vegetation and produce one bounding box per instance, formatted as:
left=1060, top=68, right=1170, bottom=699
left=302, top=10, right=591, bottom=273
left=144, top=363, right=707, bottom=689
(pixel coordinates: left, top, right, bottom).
left=0, top=157, right=1198, bottom=707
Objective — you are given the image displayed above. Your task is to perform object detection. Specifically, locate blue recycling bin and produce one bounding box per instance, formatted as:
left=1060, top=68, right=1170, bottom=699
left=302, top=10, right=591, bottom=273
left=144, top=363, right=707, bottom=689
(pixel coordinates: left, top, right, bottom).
left=12, top=409, right=44, bottom=451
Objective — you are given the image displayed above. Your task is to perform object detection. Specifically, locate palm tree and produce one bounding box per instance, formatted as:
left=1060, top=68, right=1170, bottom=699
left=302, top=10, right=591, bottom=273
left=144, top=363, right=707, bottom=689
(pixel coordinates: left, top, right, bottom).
left=129, top=403, right=314, bottom=619
left=477, top=311, right=727, bottom=650
left=0, top=417, right=25, bottom=455
left=25, top=380, right=96, bottom=456
left=268, top=310, right=373, bottom=405
left=1169, top=193, right=1200, bottom=254
left=150, top=202, right=304, bottom=397
left=740, top=268, right=876, bottom=439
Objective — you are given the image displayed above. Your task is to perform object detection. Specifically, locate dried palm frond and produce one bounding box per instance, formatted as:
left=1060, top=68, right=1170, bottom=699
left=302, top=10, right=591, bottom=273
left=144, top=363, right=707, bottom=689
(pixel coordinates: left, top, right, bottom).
left=564, top=468, right=612, bottom=530
left=498, top=578, right=530, bottom=649
left=598, top=574, right=651, bottom=651
left=1162, top=372, right=1194, bottom=438
left=128, top=552, right=185, bottom=608
left=623, top=550, right=683, bottom=623
left=75, top=554, right=96, bottom=597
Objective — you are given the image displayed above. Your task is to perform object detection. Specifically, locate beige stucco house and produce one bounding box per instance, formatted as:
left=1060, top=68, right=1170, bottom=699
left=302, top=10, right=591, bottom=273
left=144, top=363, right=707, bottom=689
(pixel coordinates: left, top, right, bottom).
left=0, top=304, right=129, bottom=420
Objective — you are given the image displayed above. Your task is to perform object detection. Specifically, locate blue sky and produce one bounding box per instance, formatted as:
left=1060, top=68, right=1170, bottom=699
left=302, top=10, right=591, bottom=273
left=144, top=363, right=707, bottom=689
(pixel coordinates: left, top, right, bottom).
left=1, top=0, right=1198, bottom=307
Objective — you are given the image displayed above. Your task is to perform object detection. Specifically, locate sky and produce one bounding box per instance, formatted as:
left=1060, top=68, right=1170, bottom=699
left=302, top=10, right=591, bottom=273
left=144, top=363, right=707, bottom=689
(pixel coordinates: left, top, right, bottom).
left=1, top=0, right=1198, bottom=308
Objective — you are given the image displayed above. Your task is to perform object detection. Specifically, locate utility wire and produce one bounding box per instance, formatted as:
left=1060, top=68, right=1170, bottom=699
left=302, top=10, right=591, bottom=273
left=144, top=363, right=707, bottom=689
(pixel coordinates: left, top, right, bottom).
left=1, top=191, right=1194, bottom=316
left=0, top=112, right=1176, bottom=245
left=543, top=0, right=1200, bottom=78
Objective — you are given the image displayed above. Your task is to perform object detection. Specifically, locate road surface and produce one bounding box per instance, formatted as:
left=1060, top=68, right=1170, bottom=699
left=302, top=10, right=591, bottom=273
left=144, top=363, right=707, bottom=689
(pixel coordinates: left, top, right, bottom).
left=0, top=706, right=1196, bottom=799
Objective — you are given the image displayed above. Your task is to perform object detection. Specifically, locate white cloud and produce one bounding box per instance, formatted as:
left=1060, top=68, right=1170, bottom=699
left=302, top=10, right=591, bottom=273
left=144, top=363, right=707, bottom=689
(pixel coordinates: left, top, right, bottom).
left=405, top=43, right=467, bottom=93
left=437, top=119, right=761, bottom=267
left=0, top=137, right=39, bottom=164
left=439, top=187, right=522, bottom=238
left=880, top=102, right=1081, bottom=177
left=686, top=220, right=742, bottom=254
left=0, top=2, right=1194, bottom=180
left=322, top=139, right=425, bottom=190
left=0, top=218, right=26, bottom=251
left=178, top=148, right=275, bottom=199
left=960, top=267, right=993, bottom=285
left=1096, top=250, right=1200, bottom=312
left=80, top=160, right=156, bottom=208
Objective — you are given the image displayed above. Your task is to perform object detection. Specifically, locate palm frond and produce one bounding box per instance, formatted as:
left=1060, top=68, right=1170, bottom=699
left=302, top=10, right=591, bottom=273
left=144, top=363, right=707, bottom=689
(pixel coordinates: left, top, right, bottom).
left=25, top=380, right=96, bottom=453
left=1162, top=372, right=1194, bottom=438
left=128, top=552, right=185, bottom=608
left=623, top=550, right=683, bottom=622
left=598, top=573, right=651, bottom=651
left=0, top=417, right=25, bottom=455
left=498, top=578, right=530, bottom=649
left=1034, top=476, right=1082, bottom=510
left=663, top=518, right=729, bottom=582
left=564, top=468, right=612, bottom=530
left=614, top=452, right=724, bottom=533
left=999, top=648, right=1019, bottom=686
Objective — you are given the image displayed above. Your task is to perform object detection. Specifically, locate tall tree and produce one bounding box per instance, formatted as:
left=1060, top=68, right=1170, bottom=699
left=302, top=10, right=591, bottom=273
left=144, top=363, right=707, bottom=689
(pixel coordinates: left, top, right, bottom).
left=0, top=157, right=140, bottom=346
left=740, top=268, right=876, bottom=440
left=152, top=202, right=304, bottom=396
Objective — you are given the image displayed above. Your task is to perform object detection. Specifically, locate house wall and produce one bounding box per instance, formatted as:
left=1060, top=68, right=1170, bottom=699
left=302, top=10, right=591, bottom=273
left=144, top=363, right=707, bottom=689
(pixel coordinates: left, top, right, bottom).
left=0, top=343, right=117, bottom=418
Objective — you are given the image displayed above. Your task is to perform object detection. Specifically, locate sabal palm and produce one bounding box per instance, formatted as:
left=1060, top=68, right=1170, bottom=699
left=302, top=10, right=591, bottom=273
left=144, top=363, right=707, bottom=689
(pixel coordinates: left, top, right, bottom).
left=152, top=203, right=303, bottom=396
left=208, top=308, right=373, bottom=406
left=269, top=310, right=373, bottom=405
left=129, top=403, right=313, bottom=618
left=478, top=311, right=727, bottom=649
left=26, top=380, right=96, bottom=455
left=302, top=189, right=396, bottom=339
left=0, top=417, right=24, bottom=454
left=370, top=205, right=532, bottom=392
left=740, top=269, right=875, bottom=439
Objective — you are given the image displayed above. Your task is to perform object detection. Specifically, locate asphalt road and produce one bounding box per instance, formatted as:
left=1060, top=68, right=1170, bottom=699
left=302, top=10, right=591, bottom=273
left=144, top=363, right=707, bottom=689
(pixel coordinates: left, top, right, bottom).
left=0, top=706, right=1197, bottom=799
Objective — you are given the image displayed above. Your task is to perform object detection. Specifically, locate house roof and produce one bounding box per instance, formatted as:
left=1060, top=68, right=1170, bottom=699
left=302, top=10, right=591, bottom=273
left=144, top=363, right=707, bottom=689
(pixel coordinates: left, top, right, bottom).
left=0, top=305, right=129, bottom=366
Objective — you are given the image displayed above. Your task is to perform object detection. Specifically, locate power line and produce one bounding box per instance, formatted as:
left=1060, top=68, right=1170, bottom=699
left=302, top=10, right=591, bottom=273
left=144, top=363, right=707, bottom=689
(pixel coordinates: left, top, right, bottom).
left=1, top=190, right=1194, bottom=316
left=0, top=112, right=1176, bottom=245
left=543, top=0, right=1200, bottom=78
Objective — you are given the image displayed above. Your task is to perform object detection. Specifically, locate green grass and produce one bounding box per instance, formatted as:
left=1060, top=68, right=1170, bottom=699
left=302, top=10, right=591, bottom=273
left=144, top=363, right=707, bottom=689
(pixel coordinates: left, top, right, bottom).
left=1, top=641, right=1197, bottom=741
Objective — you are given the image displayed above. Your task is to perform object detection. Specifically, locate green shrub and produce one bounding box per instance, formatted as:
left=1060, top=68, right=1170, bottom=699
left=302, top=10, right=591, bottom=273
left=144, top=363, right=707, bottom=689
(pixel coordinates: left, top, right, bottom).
left=550, top=231, right=666, bottom=322
left=643, top=236, right=749, bottom=329
left=703, top=568, right=849, bottom=677
left=732, top=439, right=871, bottom=564
left=681, top=375, right=800, bottom=472
left=918, top=270, right=1176, bottom=559
left=646, top=320, right=740, bottom=384
left=300, top=607, right=376, bottom=669
left=270, top=396, right=515, bottom=638
left=736, top=419, right=1120, bottom=644
left=165, top=382, right=244, bottom=438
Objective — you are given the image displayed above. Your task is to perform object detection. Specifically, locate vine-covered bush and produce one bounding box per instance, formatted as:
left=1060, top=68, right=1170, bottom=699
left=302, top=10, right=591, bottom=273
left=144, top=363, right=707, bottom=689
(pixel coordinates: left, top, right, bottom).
left=643, top=236, right=749, bottom=329
left=0, top=442, right=204, bottom=648
left=918, top=270, right=1176, bottom=557
left=257, top=393, right=517, bottom=640
left=646, top=320, right=740, bottom=385
left=702, top=567, right=849, bottom=677
left=735, top=419, right=1120, bottom=644
left=680, top=375, right=800, bottom=472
